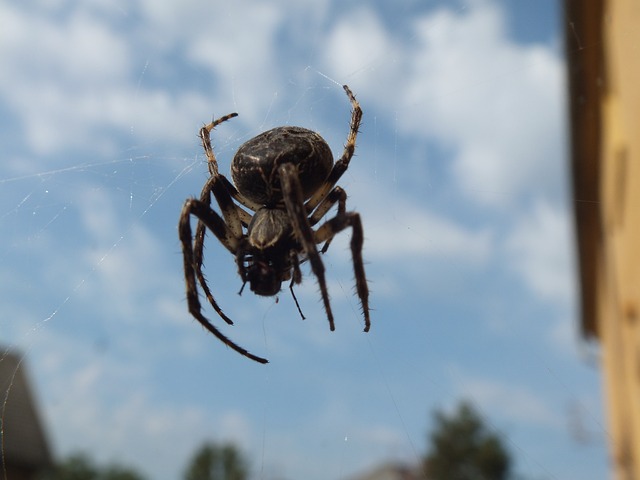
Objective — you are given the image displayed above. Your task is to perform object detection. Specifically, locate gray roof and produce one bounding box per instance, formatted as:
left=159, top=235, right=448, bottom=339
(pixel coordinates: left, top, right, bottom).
left=0, top=349, right=53, bottom=469
left=347, top=462, right=424, bottom=480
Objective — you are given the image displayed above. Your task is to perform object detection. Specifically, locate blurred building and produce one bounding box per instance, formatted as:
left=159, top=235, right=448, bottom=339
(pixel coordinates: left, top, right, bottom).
left=0, top=350, right=52, bottom=479
left=566, top=1, right=640, bottom=479
left=347, top=462, right=422, bottom=480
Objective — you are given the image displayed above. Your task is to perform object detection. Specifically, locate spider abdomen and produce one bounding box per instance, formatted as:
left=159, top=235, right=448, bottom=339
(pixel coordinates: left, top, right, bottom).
left=231, top=126, right=333, bottom=205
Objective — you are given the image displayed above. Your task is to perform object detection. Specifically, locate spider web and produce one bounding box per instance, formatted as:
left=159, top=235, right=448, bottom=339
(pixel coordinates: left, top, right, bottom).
left=0, top=1, right=609, bottom=479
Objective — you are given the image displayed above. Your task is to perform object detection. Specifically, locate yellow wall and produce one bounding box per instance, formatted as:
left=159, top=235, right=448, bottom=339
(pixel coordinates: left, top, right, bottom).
left=598, top=1, right=640, bottom=477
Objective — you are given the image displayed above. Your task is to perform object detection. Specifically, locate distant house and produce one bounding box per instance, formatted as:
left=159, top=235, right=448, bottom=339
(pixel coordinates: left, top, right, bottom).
left=347, top=462, right=424, bottom=480
left=0, top=349, right=53, bottom=479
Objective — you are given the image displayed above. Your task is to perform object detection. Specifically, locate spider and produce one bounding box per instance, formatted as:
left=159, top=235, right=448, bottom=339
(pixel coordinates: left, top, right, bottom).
left=179, top=85, right=370, bottom=363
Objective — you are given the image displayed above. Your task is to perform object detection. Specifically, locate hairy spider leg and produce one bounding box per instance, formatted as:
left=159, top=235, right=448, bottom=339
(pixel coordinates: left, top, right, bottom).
left=180, top=198, right=269, bottom=363
left=314, top=212, right=371, bottom=332
left=200, top=113, right=262, bottom=215
left=309, top=187, right=347, bottom=226
left=192, top=177, right=241, bottom=325
left=278, top=162, right=336, bottom=331
left=199, top=113, right=238, bottom=177
left=201, top=114, right=264, bottom=214
left=307, top=186, right=347, bottom=254
left=195, top=119, right=254, bottom=323
left=288, top=250, right=306, bottom=320
left=305, top=85, right=362, bottom=214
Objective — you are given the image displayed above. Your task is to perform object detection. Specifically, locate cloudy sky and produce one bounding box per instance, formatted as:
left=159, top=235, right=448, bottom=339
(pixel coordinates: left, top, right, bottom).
left=1, top=0, right=608, bottom=479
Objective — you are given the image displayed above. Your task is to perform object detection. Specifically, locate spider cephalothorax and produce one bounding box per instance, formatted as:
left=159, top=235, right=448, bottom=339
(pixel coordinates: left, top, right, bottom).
left=240, top=208, right=294, bottom=296
left=179, top=85, right=370, bottom=363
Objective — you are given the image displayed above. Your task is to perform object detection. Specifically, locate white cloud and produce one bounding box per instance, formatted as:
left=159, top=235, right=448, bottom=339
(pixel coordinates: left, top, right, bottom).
left=74, top=185, right=181, bottom=324
left=0, top=2, right=284, bottom=155
left=548, top=316, right=580, bottom=355
left=345, top=179, right=493, bottom=264
left=46, top=361, right=210, bottom=477
left=323, top=7, right=400, bottom=83
left=137, top=0, right=296, bottom=126
left=31, top=326, right=246, bottom=479
left=365, top=204, right=492, bottom=262
left=0, top=6, right=130, bottom=86
left=455, top=374, right=562, bottom=428
left=0, top=4, right=135, bottom=154
left=185, top=4, right=283, bottom=107
left=322, top=1, right=565, bottom=207
left=506, top=200, right=576, bottom=306
left=218, top=410, right=254, bottom=446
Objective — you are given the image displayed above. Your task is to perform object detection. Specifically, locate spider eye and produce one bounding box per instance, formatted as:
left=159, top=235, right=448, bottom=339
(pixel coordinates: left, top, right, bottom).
left=248, top=260, right=282, bottom=296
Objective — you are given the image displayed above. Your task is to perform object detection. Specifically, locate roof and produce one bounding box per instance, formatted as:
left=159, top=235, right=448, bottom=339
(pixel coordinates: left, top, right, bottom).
left=564, top=0, right=605, bottom=337
left=0, top=349, right=53, bottom=469
left=347, top=462, right=424, bottom=480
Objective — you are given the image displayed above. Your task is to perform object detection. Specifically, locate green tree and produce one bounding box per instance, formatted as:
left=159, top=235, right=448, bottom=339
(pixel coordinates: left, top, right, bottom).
left=39, top=452, right=146, bottom=480
left=40, top=453, right=97, bottom=480
left=424, top=401, right=511, bottom=480
left=184, top=441, right=249, bottom=480
left=100, top=464, right=147, bottom=480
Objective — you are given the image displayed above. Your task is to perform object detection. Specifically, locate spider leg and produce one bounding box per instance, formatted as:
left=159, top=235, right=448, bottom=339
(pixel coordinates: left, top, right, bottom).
left=289, top=278, right=306, bottom=320
left=314, top=211, right=371, bottom=332
left=308, top=186, right=347, bottom=254
left=180, top=198, right=268, bottom=363
left=193, top=178, right=235, bottom=325
left=192, top=175, right=248, bottom=324
left=289, top=250, right=305, bottom=320
left=219, top=174, right=263, bottom=215
left=200, top=117, right=264, bottom=214
left=197, top=143, right=247, bottom=239
left=194, top=128, right=252, bottom=321
left=278, top=163, right=336, bottom=331
left=309, top=186, right=347, bottom=226
left=200, top=113, right=238, bottom=177
left=305, top=85, right=362, bottom=213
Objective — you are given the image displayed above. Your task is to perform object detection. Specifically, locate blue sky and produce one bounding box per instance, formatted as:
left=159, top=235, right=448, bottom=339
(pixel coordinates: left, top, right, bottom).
left=1, top=0, right=608, bottom=479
